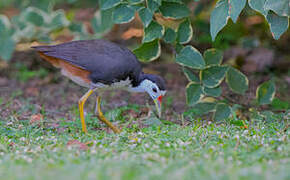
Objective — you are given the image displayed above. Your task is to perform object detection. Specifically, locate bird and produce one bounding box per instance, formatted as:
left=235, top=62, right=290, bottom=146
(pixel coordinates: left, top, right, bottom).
left=32, top=39, right=166, bottom=134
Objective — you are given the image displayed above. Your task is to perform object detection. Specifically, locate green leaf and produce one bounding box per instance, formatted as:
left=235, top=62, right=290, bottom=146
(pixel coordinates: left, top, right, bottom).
left=130, top=4, right=144, bottom=11
left=256, top=80, right=276, bottom=105
left=48, top=10, right=70, bottom=29
left=143, top=21, right=164, bottom=43
left=266, top=11, right=289, bottom=40
left=264, top=0, right=289, bottom=17
left=163, top=28, right=176, bottom=43
left=163, top=0, right=183, bottom=3
left=186, top=82, right=204, bottom=106
left=133, top=39, right=161, bottom=62
left=99, top=0, right=121, bottom=10
left=22, top=7, right=46, bottom=26
left=213, top=103, right=231, bottom=121
left=183, top=67, right=200, bottom=83
left=229, top=0, right=247, bottom=23
left=210, top=0, right=246, bottom=40
left=0, top=35, right=15, bottom=61
left=226, top=67, right=248, bottom=94
left=210, top=0, right=230, bottom=41
left=92, top=9, right=113, bottom=34
left=175, top=43, right=184, bottom=54
left=176, top=45, right=205, bottom=69
left=190, top=102, right=216, bottom=115
left=128, top=0, right=144, bottom=5
left=159, top=2, right=190, bottom=19
left=138, top=8, right=153, bottom=28
left=203, top=86, right=222, bottom=97
left=248, top=0, right=267, bottom=16
left=203, top=48, right=223, bottom=66
left=177, top=18, right=192, bottom=44
left=0, top=15, right=11, bottom=34
left=270, top=98, right=289, bottom=110
left=147, top=0, right=160, bottom=13
left=0, top=15, right=15, bottom=60
left=153, top=0, right=162, bottom=5
left=200, top=65, right=228, bottom=88
left=113, top=4, right=135, bottom=24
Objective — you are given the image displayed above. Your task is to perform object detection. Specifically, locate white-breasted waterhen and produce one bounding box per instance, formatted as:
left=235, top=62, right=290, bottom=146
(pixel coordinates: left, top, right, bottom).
left=32, top=39, right=166, bottom=134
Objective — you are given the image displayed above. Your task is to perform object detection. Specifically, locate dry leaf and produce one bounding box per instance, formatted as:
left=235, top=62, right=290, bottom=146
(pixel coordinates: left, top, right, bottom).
left=25, top=87, right=39, bottom=97
left=67, top=140, right=89, bottom=151
left=121, top=28, right=143, bottom=40
left=245, top=15, right=264, bottom=26
left=154, top=13, right=183, bottom=30
left=30, top=114, right=43, bottom=125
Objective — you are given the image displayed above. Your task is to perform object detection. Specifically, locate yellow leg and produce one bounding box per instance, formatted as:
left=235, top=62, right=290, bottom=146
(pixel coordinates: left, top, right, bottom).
left=78, top=89, right=94, bottom=133
left=96, top=96, right=121, bottom=134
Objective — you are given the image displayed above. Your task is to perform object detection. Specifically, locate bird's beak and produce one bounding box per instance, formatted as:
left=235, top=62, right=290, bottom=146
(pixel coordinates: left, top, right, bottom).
left=153, top=95, right=163, bottom=118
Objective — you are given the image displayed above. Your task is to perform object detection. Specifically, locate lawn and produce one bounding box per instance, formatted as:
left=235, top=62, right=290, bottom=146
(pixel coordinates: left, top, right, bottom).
left=0, top=110, right=289, bottom=180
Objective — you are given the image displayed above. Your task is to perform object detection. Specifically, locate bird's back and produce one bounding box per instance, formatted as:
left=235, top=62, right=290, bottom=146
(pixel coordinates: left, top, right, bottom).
left=32, top=39, right=142, bottom=86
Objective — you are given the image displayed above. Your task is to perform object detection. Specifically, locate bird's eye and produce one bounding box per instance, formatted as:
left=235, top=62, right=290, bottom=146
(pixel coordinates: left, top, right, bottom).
left=152, top=88, right=157, bottom=93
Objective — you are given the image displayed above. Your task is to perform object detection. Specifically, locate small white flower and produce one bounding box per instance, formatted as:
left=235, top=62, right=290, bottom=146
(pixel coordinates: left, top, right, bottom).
left=234, top=135, right=240, bottom=140
left=144, top=143, right=150, bottom=148
left=19, top=137, right=26, bottom=141
left=6, top=122, right=13, bottom=126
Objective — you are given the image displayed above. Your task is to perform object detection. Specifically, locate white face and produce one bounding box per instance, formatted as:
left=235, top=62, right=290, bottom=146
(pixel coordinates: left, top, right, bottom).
left=139, top=79, right=166, bottom=100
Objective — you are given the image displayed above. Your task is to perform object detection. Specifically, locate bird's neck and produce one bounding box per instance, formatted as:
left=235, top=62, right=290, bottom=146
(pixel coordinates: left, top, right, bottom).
left=128, top=73, right=150, bottom=93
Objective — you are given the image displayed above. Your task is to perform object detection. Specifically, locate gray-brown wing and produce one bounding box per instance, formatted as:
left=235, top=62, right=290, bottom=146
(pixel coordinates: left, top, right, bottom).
left=32, top=39, right=142, bottom=85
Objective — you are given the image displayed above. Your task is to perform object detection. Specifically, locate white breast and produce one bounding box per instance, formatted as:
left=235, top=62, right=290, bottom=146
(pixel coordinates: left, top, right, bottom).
left=91, top=77, right=132, bottom=90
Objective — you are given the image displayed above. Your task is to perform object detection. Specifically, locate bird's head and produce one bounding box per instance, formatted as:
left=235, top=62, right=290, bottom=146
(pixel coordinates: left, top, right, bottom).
left=132, top=73, right=166, bottom=117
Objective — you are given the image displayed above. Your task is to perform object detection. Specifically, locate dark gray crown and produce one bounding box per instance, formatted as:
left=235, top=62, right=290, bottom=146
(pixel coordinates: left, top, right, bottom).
left=139, top=73, right=166, bottom=90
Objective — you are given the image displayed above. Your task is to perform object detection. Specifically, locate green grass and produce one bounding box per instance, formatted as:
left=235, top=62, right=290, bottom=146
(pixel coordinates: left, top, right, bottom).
left=0, top=114, right=289, bottom=180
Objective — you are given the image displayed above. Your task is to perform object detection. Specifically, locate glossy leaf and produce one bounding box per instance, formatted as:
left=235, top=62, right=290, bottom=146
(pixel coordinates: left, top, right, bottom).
left=99, top=0, right=121, bottom=10
left=203, top=48, right=223, bottom=66
left=256, top=80, right=276, bottom=105
left=91, top=9, right=114, bottom=34
left=229, top=0, right=247, bottom=23
left=213, top=103, right=231, bottom=121
left=0, top=35, right=15, bottom=61
left=177, top=18, right=192, bottom=44
left=266, top=11, right=289, bottom=40
left=226, top=67, right=248, bottom=94
left=22, top=7, right=46, bottom=26
left=113, top=4, right=135, bottom=24
left=210, top=0, right=246, bottom=40
left=163, top=0, right=183, bottom=3
left=210, top=0, right=230, bottom=41
left=143, top=21, right=164, bottom=43
left=159, top=2, right=190, bottom=19
left=138, top=8, right=153, bottom=28
left=128, top=0, right=144, bottom=4
left=0, top=15, right=15, bottom=61
left=163, top=28, right=176, bottom=43
left=0, top=15, right=11, bottom=34
left=176, top=45, right=205, bottom=69
left=190, top=102, right=216, bottom=115
left=133, top=39, right=161, bottom=62
left=147, top=0, right=160, bottom=13
left=186, top=82, right=204, bottom=106
left=48, top=10, right=70, bottom=29
left=248, top=0, right=267, bottom=16
left=203, top=86, right=222, bottom=97
left=175, top=43, right=184, bottom=54
left=264, top=0, right=289, bottom=17
left=200, top=65, right=228, bottom=88
left=183, top=67, right=200, bottom=83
